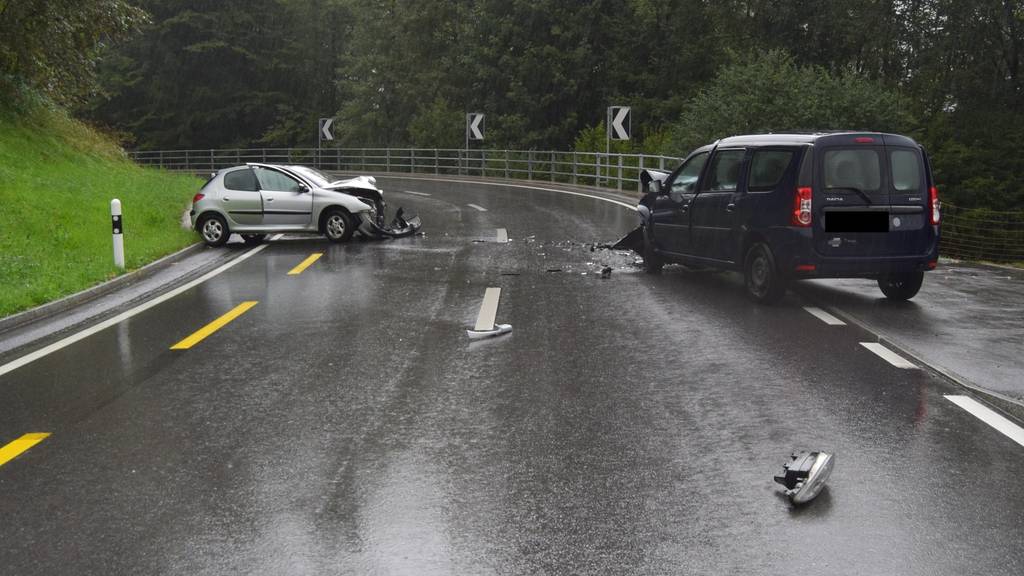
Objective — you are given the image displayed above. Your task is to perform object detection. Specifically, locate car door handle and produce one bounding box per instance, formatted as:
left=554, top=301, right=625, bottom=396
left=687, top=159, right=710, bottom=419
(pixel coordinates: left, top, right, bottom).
left=679, top=204, right=690, bottom=213
left=725, top=203, right=736, bottom=213
left=223, top=197, right=231, bottom=202
left=265, top=197, right=274, bottom=202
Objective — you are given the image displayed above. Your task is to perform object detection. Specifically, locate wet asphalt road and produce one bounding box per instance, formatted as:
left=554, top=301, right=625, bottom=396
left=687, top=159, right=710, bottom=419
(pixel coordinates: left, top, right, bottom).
left=1, top=177, right=1023, bottom=575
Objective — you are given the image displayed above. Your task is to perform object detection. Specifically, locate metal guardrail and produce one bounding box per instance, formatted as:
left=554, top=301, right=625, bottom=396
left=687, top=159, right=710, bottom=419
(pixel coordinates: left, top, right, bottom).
left=128, top=148, right=1024, bottom=263
left=126, top=147, right=683, bottom=195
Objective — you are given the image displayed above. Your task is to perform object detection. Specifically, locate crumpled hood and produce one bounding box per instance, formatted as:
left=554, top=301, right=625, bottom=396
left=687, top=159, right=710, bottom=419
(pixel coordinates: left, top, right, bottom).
left=323, top=175, right=380, bottom=192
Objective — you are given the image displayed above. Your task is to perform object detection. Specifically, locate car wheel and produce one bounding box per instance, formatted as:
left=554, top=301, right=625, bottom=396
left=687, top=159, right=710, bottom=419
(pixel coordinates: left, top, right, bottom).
left=744, top=242, right=787, bottom=304
left=877, top=271, right=924, bottom=300
left=198, top=214, right=229, bottom=247
left=323, top=209, right=354, bottom=243
left=242, top=234, right=266, bottom=246
left=642, top=226, right=663, bottom=274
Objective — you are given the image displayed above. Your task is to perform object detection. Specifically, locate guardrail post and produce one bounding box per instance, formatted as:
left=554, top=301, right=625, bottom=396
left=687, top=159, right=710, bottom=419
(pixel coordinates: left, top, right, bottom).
left=504, top=151, right=510, bottom=179
left=159, top=150, right=164, bottom=168
left=482, top=150, right=487, bottom=177
left=617, top=155, right=623, bottom=191
left=528, top=150, right=533, bottom=180
left=572, top=153, right=578, bottom=185
left=386, top=148, right=391, bottom=172
left=550, top=151, right=555, bottom=182
left=111, top=199, right=125, bottom=270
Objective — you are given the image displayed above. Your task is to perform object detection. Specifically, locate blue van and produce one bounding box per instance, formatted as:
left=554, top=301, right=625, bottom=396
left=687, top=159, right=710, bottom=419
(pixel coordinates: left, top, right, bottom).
left=633, top=132, right=941, bottom=303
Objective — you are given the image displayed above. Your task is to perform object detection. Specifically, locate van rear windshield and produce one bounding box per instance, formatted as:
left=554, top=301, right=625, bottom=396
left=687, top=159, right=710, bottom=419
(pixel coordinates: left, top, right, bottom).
left=824, top=149, right=881, bottom=192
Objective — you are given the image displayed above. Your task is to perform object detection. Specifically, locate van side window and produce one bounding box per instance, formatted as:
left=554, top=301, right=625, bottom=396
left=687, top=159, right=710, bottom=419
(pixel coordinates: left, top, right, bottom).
left=669, top=152, right=709, bottom=194
left=890, top=150, right=921, bottom=191
left=701, top=150, right=745, bottom=192
left=748, top=150, right=794, bottom=191
left=223, top=168, right=259, bottom=192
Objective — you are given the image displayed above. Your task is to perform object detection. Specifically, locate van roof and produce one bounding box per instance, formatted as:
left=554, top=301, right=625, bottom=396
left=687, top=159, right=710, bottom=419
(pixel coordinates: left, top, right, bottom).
left=716, top=132, right=918, bottom=148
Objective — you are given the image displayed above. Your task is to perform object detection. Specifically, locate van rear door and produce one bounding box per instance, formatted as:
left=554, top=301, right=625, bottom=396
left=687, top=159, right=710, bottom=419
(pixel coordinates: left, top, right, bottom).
left=813, top=134, right=931, bottom=258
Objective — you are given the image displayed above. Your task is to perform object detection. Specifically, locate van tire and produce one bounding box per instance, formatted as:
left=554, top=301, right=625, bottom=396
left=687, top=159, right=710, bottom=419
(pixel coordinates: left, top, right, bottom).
left=744, top=242, right=786, bottom=304
left=643, top=227, right=663, bottom=274
left=878, top=271, right=924, bottom=300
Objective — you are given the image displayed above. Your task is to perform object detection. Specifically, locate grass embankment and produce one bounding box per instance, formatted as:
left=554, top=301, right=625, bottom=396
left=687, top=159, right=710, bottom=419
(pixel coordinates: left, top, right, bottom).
left=0, top=101, right=201, bottom=318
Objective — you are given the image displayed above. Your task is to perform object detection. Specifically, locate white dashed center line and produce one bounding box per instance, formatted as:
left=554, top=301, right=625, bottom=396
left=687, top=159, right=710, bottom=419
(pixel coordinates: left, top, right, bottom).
left=945, top=395, right=1024, bottom=449
left=403, top=190, right=431, bottom=196
left=803, top=306, right=846, bottom=326
left=860, top=342, right=917, bottom=369
left=496, top=228, right=508, bottom=243
left=467, top=203, right=488, bottom=212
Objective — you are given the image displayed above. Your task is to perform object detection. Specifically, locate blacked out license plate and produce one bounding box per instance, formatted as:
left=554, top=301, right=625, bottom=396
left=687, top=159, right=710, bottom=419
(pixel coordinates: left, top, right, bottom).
left=825, top=211, right=889, bottom=233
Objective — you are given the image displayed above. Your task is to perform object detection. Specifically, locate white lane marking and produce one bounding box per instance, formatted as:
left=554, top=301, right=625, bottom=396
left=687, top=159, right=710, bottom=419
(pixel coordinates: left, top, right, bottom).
left=467, top=203, right=488, bottom=212
left=0, top=244, right=270, bottom=378
left=270, top=233, right=285, bottom=240
left=804, top=306, right=846, bottom=326
left=375, top=176, right=637, bottom=211
left=402, top=190, right=431, bottom=197
left=860, top=342, right=917, bottom=369
left=945, top=395, right=1024, bottom=449
left=496, top=228, right=508, bottom=243
left=474, top=287, right=502, bottom=331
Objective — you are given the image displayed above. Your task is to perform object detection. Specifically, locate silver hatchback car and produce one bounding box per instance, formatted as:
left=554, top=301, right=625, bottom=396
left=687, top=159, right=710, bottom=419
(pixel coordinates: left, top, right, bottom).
left=189, top=163, right=419, bottom=246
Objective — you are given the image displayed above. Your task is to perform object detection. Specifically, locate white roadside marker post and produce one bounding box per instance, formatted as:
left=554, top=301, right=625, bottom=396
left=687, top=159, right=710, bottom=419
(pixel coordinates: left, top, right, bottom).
left=111, top=199, right=125, bottom=270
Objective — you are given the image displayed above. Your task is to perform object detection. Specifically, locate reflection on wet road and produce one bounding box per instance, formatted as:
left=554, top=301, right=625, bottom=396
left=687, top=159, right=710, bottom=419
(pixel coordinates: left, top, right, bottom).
left=0, top=177, right=1022, bottom=575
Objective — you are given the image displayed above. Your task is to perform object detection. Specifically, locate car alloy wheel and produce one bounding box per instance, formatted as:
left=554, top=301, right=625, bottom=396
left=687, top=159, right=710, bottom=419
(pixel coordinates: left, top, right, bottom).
left=326, top=214, right=346, bottom=239
left=202, top=218, right=225, bottom=244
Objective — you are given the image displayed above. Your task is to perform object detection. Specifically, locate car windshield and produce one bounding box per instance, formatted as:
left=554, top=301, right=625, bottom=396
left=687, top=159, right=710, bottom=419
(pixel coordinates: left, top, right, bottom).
left=288, top=165, right=332, bottom=187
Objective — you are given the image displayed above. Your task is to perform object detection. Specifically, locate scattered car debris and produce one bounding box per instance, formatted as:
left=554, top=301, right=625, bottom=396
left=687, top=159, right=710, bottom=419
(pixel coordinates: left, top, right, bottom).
left=600, top=266, right=613, bottom=279
left=546, top=268, right=563, bottom=273
left=774, top=451, right=834, bottom=505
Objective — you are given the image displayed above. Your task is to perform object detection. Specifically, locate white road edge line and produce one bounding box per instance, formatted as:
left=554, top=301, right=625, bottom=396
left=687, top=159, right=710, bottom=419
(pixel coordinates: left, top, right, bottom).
left=402, top=190, right=431, bottom=196
left=376, top=176, right=637, bottom=211
left=0, top=243, right=270, bottom=378
left=474, top=287, right=501, bottom=331
left=467, top=203, right=488, bottom=212
left=803, top=306, right=846, bottom=326
left=945, top=395, right=1024, bottom=449
left=860, top=342, right=917, bottom=369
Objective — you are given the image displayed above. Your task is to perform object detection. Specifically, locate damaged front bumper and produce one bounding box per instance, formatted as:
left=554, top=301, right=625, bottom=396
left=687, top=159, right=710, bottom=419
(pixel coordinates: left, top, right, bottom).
left=357, top=206, right=422, bottom=238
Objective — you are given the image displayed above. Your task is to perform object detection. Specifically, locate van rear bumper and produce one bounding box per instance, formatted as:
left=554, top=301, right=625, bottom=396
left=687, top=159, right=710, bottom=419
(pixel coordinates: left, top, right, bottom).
left=768, top=227, right=939, bottom=279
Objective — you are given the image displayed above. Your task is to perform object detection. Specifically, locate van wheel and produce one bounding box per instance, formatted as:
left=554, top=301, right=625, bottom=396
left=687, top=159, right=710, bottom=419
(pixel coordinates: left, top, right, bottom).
left=198, top=214, right=229, bottom=247
left=642, top=227, right=663, bottom=274
left=744, top=242, right=787, bottom=304
left=878, top=272, right=923, bottom=300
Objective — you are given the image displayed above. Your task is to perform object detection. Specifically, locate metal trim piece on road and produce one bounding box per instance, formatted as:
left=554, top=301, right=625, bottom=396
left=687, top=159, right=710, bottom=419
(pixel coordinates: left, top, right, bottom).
left=945, top=395, right=1024, bottom=449
left=496, top=228, right=509, bottom=243
left=287, top=253, right=323, bottom=276
left=0, top=244, right=270, bottom=379
left=474, top=288, right=502, bottom=331
left=170, top=301, right=259, bottom=350
left=0, top=433, right=50, bottom=468
left=860, top=342, right=917, bottom=369
left=803, top=306, right=846, bottom=326
left=402, top=190, right=431, bottom=196
left=467, top=203, right=488, bottom=212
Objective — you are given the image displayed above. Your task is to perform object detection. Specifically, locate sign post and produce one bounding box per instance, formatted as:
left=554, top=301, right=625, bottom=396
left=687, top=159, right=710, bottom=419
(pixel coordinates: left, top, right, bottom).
left=606, top=106, right=631, bottom=185
left=465, top=113, right=484, bottom=175
left=318, top=118, right=334, bottom=168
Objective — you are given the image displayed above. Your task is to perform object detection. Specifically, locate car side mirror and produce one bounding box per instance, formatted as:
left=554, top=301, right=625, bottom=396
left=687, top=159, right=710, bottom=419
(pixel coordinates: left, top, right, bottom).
left=647, top=180, right=663, bottom=195
left=299, top=183, right=311, bottom=193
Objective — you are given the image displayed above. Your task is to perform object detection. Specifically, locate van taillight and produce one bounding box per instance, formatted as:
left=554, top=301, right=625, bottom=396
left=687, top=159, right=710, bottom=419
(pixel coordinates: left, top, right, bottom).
left=929, top=186, right=940, bottom=225
left=792, top=187, right=813, bottom=227
left=192, top=193, right=205, bottom=204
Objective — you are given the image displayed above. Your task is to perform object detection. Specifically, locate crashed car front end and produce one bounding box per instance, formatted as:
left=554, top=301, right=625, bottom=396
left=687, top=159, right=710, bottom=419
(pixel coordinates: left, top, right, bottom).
left=322, top=176, right=422, bottom=238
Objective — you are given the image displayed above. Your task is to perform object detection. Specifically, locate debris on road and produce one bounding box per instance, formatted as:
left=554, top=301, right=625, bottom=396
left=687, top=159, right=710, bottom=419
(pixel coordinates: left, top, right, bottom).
left=774, top=451, right=834, bottom=505
left=600, top=266, right=612, bottom=279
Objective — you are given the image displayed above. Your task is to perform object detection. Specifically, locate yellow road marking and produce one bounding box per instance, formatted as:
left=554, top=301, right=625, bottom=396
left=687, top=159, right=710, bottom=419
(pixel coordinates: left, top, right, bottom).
left=170, top=301, right=258, bottom=350
left=287, top=252, right=323, bottom=276
left=0, top=433, right=50, bottom=468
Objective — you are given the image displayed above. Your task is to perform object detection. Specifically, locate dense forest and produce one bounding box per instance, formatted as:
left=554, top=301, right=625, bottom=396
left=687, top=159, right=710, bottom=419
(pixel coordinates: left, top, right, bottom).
left=2, top=1, right=1023, bottom=210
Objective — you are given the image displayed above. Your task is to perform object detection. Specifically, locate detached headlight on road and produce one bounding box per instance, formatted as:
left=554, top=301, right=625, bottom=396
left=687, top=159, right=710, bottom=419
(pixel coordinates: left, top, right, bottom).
left=774, top=451, right=834, bottom=505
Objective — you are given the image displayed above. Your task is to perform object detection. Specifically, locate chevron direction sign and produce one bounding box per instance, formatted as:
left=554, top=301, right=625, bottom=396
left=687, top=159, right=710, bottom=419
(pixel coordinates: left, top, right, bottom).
left=608, top=106, right=631, bottom=140
left=319, top=118, right=334, bottom=141
left=466, top=113, right=485, bottom=141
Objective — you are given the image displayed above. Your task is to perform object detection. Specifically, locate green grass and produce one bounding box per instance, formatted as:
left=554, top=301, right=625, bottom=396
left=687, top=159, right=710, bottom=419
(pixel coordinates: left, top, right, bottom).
left=0, top=100, right=202, bottom=318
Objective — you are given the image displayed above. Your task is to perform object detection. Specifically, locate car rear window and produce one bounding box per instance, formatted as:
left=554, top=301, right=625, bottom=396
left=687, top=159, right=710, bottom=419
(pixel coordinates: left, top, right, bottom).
left=224, top=168, right=259, bottom=191
left=824, top=149, right=881, bottom=192
left=748, top=150, right=793, bottom=191
left=890, top=149, right=922, bottom=192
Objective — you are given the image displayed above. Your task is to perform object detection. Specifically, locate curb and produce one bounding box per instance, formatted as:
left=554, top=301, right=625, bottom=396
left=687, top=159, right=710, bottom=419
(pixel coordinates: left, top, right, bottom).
left=794, top=286, right=1024, bottom=423
left=0, top=242, right=205, bottom=335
